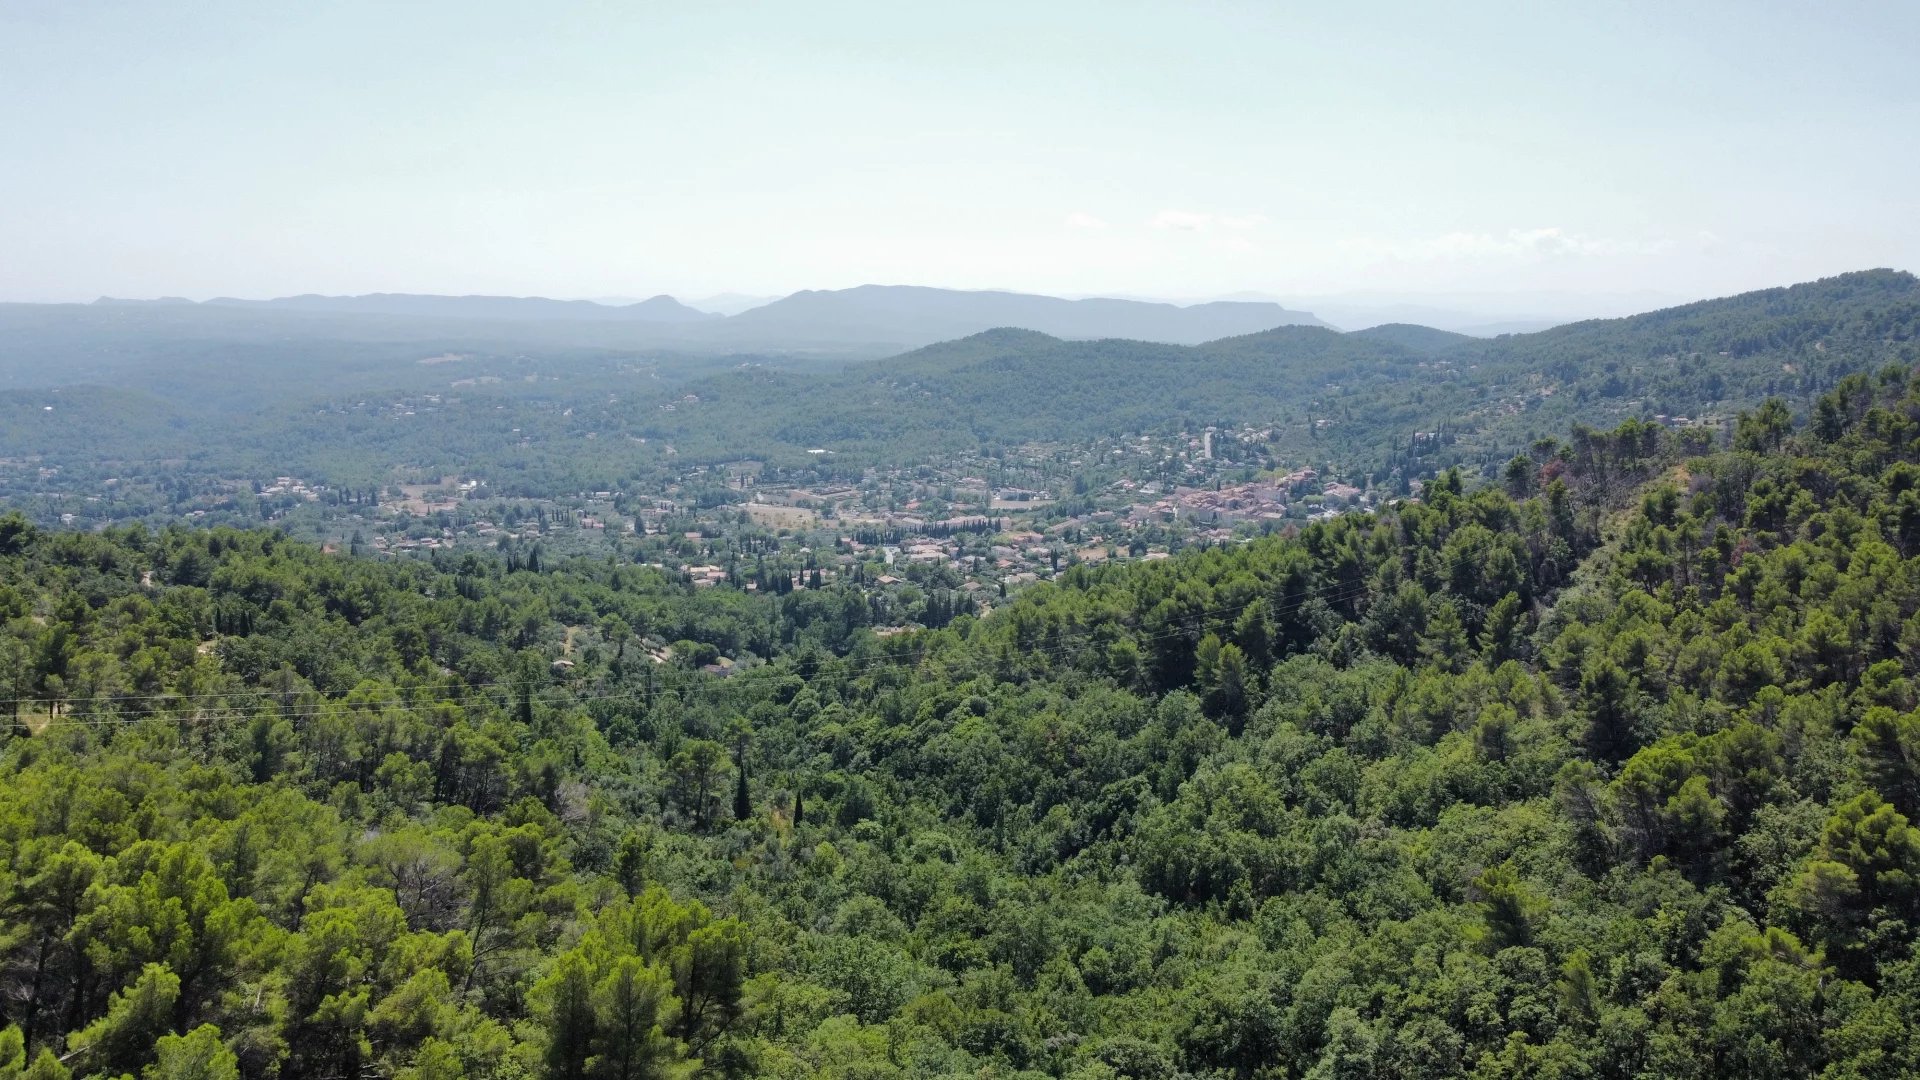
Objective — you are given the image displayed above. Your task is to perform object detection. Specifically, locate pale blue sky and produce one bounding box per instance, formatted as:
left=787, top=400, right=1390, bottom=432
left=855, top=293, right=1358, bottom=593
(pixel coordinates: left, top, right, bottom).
left=3, top=1, right=1915, bottom=303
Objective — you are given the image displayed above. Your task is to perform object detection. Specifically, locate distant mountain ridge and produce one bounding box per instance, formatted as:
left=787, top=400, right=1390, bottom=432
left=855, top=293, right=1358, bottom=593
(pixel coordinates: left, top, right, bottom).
left=8, top=268, right=1920, bottom=506
left=686, top=292, right=781, bottom=317
left=82, top=285, right=1326, bottom=347
left=720, top=284, right=1327, bottom=345
left=183, top=292, right=721, bottom=323
left=628, top=269, right=1920, bottom=464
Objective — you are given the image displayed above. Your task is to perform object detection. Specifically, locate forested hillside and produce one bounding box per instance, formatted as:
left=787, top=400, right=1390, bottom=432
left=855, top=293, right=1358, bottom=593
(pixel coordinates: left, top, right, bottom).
left=5, top=272, right=1916, bottom=504
left=3, top=362, right=1920, bottom=1076
left=639, top=269, right=1920, bottom=472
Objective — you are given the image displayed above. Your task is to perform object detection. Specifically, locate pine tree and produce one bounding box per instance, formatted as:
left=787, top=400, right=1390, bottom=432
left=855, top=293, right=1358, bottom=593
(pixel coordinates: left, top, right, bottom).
left=533, top=953, right=597, bottom=1080
left=613, top=830, right=648, bottom=897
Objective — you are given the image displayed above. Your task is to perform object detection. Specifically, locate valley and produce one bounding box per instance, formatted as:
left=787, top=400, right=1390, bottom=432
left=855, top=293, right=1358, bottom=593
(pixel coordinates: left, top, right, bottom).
left=1, top=269, right=1919, bottom=1075
left=9, top=6, right=1918, bottom=1075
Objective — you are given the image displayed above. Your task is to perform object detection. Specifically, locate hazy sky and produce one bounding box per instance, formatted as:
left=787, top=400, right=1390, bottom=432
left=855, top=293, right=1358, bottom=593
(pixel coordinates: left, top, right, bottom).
left=3, top=1, right=1916, bottom=304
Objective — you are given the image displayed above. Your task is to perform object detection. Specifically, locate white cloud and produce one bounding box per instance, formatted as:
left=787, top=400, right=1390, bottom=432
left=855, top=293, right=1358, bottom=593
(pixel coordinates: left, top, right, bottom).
left=1150, top=209, right=1267, bottom=232
left=1349, top=227, right=1674, bottom=262
left=1063, top=211, right=1110, bottom=230
left=1151, top=209, right=1213, bottom=231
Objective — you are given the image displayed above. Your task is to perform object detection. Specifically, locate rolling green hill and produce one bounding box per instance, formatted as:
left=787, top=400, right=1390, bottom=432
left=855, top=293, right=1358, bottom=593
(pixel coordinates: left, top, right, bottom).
left=637, top=269, right=1920, bottom=473
left=2, top=370, right=1920, bottom=1074
left=3, top=270, right=1916, bottom=503
left=1346, top=322, right=1479, bottom=354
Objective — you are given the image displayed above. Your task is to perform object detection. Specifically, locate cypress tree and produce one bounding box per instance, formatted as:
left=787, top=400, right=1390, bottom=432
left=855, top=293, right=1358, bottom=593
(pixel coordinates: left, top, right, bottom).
left=732, top=749, right=751, bottom=822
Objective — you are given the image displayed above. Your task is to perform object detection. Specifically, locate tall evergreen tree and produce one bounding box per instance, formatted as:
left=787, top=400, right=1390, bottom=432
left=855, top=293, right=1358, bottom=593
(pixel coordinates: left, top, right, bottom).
left=732, top=747, right=750, bottom=823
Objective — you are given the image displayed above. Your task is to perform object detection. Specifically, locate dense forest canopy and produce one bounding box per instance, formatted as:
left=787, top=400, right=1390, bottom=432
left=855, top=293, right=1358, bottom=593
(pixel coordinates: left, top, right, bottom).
left=3, top=350, right=1920, bottom=1076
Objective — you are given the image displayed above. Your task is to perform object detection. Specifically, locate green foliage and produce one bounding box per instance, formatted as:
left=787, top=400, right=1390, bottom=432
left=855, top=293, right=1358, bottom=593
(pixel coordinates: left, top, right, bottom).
left=147, top=1026, right=240, bottom=1080
left=9, top=271, right=1920, bottom=521
left=14, top=356, right=1920, bottom=1075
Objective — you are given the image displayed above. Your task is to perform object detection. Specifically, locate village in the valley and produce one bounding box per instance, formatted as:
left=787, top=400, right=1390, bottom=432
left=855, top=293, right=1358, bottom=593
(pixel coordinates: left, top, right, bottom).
left=3, top=418, right=1398, bottom=644
left=279, top=423, right=1392, bottom=611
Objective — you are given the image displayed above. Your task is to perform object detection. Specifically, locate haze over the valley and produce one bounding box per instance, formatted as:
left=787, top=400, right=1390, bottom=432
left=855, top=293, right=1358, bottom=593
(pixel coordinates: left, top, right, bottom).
left=80, top=285, right=1694, bottom=339
left=13, top=3, right=1920, bottom=1077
